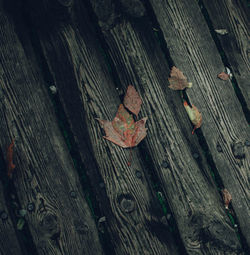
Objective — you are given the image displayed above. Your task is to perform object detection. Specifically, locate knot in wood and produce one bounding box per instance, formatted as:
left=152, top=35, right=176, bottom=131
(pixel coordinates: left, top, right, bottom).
left=27, top=202, right=35, bottom=212
left=161, top=160, right=169, bottom=168
left=244, top=140, right=250, bottom=147
left=99, top=182, right=105, bottom=189
left=74, top=220, right=89, bottom=234
left=40, top=215, right=59, bottom=235
left=135, top=170, right=142, bottom=179
left=90, top=0, right=117, bottom=30
left=118, top=194, right=135, bottom=213
left=216, top=144, right=222, bottom=152
left=69, top=190, right=77, bottom=198
left=0, top=211, right=8, bottom=220
left=192, top=152, right=199, bottom=159
left=204, top=221, right=241, bottom=251
left=232, top=142, right=245, bottom=159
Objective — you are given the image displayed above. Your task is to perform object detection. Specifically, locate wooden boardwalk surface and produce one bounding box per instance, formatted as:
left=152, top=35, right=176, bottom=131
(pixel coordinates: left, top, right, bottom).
left=0, top=0, right=249, bottom=254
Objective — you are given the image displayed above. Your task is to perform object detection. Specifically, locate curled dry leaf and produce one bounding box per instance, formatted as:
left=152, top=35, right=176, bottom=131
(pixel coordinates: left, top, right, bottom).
left=217, top=72, right=230, bottom=81
left=214, top=29, right=228, bottom=35
left=49, top=85, right=57, bottom=94
left=183, top=101, right=202, bottom=134
left=123, top=85, right=142, bottom=117
left=97, top=104, right=147, bottom=148
left=98, top=216, right=106, bottom=233
left=7, top=139, right=15, bottom=178
left=221, top=189, right=232, bottom=209
left=225, top=67, right=231, bottom=75
left=168, top=66, right=192, bottom=90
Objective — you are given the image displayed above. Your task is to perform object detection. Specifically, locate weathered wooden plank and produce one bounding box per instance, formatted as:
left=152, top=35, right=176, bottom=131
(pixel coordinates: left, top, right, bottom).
left=89, top=0, right=244, bottom=254
left=149, top=0, right=250, bottom=248
left=24, top=0, right=181, bottom=254
left=0, top=182, right=23, bottom=255
left=202, top=0, right=250, bottom=111
left=0, top=6, right=104, bottom=255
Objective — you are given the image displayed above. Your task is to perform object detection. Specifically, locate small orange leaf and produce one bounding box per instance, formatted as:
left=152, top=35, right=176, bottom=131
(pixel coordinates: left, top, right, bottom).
left=7, top=139, right=15, bottom=179
left=221, top=189, right=232, bottom=209
left=123, top=85, right=142, bottom=117
left=183, top=101, right=202, bottom=134
left=217, top=72, right=230, bottom=81
left=168, top=66, right=192, bottom=90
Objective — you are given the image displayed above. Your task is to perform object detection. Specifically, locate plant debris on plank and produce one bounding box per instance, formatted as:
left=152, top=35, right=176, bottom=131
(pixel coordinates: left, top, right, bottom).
left=7, top=139, right=15, bottom=178
left=97, top=85, right=147, bottom=148
left=183, top=101, right=202, bottom=134
left=168, top=66, right=192, bottom=90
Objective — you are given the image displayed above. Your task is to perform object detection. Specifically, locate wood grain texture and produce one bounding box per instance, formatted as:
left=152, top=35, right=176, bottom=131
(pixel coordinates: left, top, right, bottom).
left=89, top=0, right=244, bottom=254
left=0, top=7, right=104, bottom=255
left=149, top=0, right=250, bottom=248
left=24, top=0, right=181, bottom=254
left=202, top=0, right=250, bottom=110
left=0, top=182, right=23, bottom=255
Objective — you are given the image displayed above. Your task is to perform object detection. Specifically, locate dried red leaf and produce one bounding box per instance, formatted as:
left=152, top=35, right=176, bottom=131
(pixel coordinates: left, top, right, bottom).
left=123, top=85, right=142, bottom=117
left=221, top=189, right=232, bottom=209
left=217, top=72, right=230, bottom=81
left=168, top=66, right=192, bottom=90
left=97, top=104, right=147, bottom=148
left=7, top=139, right=15, bottom=179
left=183, top=101, right=202, bottom=134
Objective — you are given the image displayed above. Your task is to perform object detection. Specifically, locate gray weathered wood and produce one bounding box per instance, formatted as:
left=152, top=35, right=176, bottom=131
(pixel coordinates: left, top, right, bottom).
left=24, top=0, right=181, bottom=254
left=0, top=6, right=104, bottom=255
left=89, top=0, right=244, bottom=254
left=202, top=0, right=250, bottom=111
left=149, top=0, right=250, bottom=248
left=0, top=182, right=23, bottom=255
left=1, top=0, right=248, bottom=254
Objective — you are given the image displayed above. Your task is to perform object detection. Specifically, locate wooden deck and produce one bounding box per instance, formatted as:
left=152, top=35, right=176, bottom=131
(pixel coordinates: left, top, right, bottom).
left=0, top=0, right=249, bottom=254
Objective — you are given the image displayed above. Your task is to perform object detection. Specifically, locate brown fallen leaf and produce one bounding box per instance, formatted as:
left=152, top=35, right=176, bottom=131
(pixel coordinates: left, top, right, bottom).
left=168, top=66, right=192, bottom=90
left=217, top=72, right=230, bottom=81
left=97, top=85, right=147, bottom=165
left=97, top=104, right=147, bottom=148
left=123, top=85, right=142, bottom=117
left=221, top=189, right=232, bottom=209
left=7, top=139, right=15, bottom=179
left=183, top=101, right=202, bottom=134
